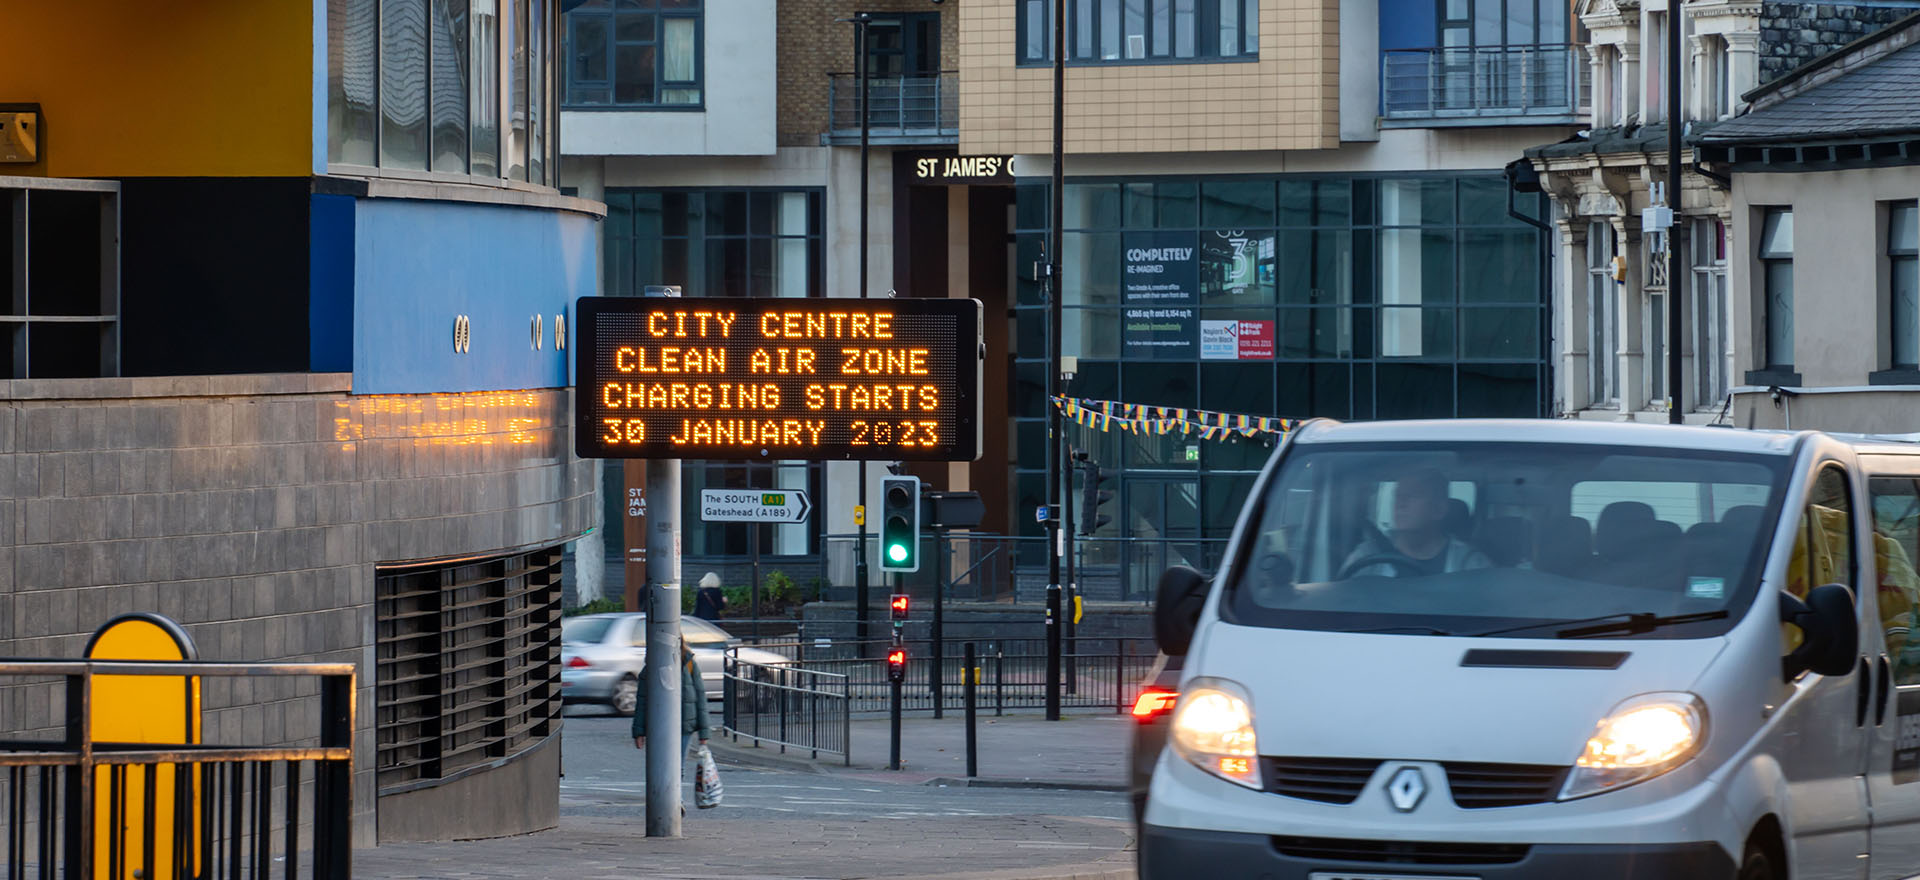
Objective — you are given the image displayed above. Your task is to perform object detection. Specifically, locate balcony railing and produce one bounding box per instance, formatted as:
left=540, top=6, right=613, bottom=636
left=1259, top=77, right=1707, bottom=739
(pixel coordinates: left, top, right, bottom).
left=1381, top=44, right=1588, bottom=124
left=825, top=72, right=959, bottom=144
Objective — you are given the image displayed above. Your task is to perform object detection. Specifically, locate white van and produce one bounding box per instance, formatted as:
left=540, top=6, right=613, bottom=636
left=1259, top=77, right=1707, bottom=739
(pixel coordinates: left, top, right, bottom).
left=1142, top=419, right=1920, bottom=880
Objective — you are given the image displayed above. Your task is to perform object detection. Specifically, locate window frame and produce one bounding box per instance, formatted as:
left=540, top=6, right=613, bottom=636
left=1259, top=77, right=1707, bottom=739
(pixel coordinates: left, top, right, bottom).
left=561, top=0, right=706, bottom=110
left=328, top=0, right=562, bottom=188
left=1017, top=0, right=1257, bottom=66
left=1890, top=201, right=1918, bottom=369
left=1758, top=207, right=1796, bottom=374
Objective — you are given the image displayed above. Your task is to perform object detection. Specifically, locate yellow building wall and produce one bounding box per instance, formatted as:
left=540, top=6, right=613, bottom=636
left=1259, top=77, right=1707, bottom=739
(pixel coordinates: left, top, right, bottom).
left=1, top=1, right=314, bottom=178
left=959, top=0, right=1340, bottom=155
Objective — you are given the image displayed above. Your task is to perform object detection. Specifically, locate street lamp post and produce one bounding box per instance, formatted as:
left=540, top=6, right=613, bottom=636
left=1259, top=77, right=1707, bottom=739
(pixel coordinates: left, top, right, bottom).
left=843, top=13, right=875, bottom=653
left=1044, top=0, right=1066, bottom=721
left=1666, top=0, right=1685, bottom=425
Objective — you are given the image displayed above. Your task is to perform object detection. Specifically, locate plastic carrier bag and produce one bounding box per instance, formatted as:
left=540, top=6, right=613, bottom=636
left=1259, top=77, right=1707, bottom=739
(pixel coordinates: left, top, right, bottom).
left=693, top=744, right=723, bottom=809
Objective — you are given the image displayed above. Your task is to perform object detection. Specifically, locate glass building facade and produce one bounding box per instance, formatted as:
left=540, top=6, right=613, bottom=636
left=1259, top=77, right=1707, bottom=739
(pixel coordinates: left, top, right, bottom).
left=599, top=188, right=828, bottom=561
left=1010, top=173, right=1551, bottom=550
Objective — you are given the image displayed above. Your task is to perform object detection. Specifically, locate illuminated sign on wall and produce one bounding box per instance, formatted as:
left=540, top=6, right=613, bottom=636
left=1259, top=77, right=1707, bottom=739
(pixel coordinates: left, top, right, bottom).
left=575, top=296, right=984, bottom=461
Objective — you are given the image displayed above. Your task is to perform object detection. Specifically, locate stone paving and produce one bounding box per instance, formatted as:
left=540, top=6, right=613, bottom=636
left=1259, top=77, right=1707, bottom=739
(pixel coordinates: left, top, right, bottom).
left=354, top=710, right=1140, bottom=880
left=355, top=813, right=1135, bottom=880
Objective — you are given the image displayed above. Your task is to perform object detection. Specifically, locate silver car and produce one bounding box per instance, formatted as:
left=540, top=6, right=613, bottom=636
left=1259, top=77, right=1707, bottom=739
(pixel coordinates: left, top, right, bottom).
left=560, top=613, right=790, bottom=716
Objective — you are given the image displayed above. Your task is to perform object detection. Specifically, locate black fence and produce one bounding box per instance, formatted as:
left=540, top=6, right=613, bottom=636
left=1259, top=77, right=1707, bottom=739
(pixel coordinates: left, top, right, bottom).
left=720, top=660, right=851, bottom=765
left=0, top=660, right=355, bottom=880
left=734, top=637, right=1160, bottom=717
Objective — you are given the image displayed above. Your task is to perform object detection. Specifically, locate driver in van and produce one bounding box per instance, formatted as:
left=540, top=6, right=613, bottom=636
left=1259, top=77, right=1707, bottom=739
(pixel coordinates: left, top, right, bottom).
left=1342, top=468, right=1490, bottom=578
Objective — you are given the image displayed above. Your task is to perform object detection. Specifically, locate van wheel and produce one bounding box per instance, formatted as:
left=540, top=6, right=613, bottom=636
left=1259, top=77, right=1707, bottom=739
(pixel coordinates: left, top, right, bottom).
left=1738, top=838, right=1778, bottom=880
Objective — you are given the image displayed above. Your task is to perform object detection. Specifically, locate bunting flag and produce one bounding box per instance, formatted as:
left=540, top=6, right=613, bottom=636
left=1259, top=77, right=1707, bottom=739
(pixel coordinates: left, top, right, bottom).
left=1050, top=396, right=1297, bottom=441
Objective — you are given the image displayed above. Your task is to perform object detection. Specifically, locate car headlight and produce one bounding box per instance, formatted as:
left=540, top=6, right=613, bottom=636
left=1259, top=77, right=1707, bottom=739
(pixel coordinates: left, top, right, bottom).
left=1560, top=692, right=1707, bottom=800
left=1170, top=678, right=1261, bottom=790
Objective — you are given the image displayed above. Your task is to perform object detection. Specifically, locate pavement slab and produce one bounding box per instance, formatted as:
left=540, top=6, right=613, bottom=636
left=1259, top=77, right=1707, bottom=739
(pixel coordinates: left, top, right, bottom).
left=355, top=711, right=1139, bottom=880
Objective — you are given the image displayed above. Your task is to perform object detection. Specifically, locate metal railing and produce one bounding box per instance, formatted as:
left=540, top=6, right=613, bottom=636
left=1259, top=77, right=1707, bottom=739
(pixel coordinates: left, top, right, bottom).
left=0, top=660, right=355, bottom=880
left=736, top=638, right=1160, bottom=717
left=825, top=72, right=960, bottom=141
left=1381, top=44, right=1587, bottom=120
left=815, top=533, right=1227, bottom=604
left=721, top=658, right=851, bottom=765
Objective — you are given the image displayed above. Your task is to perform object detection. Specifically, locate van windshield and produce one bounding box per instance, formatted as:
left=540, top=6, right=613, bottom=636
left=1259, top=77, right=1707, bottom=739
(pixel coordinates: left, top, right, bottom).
left=1225, top=442, right=1789, bottom=639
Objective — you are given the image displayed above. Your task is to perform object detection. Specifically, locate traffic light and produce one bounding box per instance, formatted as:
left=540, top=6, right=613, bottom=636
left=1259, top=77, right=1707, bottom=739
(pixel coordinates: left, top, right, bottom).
left=889, top=593, right=910, bottom=621
left=879, top=475, right=922, bottom=572
left=1078, top=458, right=1115, bottom=536
left=887, top=647, right=907, bottom=682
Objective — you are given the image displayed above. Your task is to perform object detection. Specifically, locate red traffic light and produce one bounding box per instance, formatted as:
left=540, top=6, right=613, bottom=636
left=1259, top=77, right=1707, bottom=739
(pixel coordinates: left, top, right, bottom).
left=889, top=594, right=910, bottom=619
left=886, top=648, right=907, bottom=682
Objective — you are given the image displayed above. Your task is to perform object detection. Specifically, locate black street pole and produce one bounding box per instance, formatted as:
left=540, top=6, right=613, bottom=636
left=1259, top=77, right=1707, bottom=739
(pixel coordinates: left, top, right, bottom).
left=853, top=14, right=875, bottom=652
left=1666, top=0, right=1685, bottom=425
left=965, top=641, right=979, bottom=778
left=1044, top=0, right=1067, bottom=722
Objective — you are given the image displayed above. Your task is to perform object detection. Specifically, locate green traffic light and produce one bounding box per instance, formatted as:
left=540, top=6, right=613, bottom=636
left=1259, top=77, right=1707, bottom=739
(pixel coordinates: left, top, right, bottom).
left=887, top=543, right=909, bottom=563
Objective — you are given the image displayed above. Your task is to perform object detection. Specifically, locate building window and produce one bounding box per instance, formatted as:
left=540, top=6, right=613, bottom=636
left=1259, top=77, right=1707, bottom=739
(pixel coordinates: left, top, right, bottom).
left=600, top=189, right=823, bottom=298
left=1018, top=0, right=1257, bottom=64
left=1009, top=175, right=1548, bottom=551
left=1691, top=218, right=1728, bottom=406
left=1892, top=201, right=1918, bottom=368
left=1759, top=207, right=1795, bottom=371
left=562, top=0, right=702, bottom=107
left=1587, top=221, right=1616, bottom=404
left=328, top=0, right=557, bottom=185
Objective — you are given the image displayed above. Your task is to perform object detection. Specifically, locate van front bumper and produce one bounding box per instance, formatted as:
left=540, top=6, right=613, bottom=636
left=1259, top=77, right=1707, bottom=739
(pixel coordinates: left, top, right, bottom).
left=1139, top=825, right=1735, bottom=880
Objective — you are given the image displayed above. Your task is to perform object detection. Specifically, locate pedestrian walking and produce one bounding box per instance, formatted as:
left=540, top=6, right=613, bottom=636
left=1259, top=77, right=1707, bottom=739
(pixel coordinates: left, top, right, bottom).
left=633, top=631, right=711, bottom=812
left=693, top=571, right=728, bottom=620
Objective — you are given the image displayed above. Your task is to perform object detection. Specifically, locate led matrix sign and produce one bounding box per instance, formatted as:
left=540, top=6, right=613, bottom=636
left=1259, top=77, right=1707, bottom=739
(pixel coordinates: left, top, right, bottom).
left=575, top=296, right=983, bottom=461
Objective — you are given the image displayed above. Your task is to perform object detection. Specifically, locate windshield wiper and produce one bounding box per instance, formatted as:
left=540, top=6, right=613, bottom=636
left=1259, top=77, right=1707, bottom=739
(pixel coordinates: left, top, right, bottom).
left=1339, top=624, right=1458, bottom=635
left=1469, top=610, right=1731, bottom=640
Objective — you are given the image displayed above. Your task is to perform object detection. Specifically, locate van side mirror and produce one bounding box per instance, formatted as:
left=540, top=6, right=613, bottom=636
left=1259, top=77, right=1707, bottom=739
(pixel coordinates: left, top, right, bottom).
left=1154, top=566, right=1210, bottom=657
left=1781, top=583, right=1859, bottom=681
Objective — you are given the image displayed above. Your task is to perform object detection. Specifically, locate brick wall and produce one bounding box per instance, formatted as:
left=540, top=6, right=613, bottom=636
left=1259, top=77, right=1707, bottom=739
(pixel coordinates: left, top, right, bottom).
left=0, top=374, right=596, bottom=847
left=959, top=0, right=1341, bottom=154
left=1759, top=2, right=1911, bottom=83
left=779, top=0, right=964, bottom=147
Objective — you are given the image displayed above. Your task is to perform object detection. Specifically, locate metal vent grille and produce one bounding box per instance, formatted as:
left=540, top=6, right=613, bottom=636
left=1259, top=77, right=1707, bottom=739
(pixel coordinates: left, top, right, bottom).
left=1262, top=757, right=1382, bottom=805
left=375, top=545, right=564, bottom=793
left=1271, top=835, right=1531, bottom=866
left=1442, top=761, right=1568, bottom=808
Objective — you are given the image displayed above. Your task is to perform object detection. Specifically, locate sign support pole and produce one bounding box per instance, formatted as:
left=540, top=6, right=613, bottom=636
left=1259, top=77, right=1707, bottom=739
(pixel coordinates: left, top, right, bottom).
left=750, top=523, right=761, bottom=639
left=643, top=287, right=684, bottom=839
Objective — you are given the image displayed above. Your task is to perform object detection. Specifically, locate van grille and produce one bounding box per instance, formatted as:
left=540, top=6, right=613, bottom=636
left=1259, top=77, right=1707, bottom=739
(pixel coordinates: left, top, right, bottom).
left=1262, top=757, right=1381, bottom=804
left=1442, top=762, right=1569, bottom=808
left=1271, top=835, right=1531, bottom=866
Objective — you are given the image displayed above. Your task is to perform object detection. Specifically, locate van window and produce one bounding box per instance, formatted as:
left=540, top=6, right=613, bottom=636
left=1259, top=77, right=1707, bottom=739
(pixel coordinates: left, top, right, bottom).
left=1783, top=466, right=1856, bottom=655
left=1787, top=466, right=1855, bottom=598
left=1870, top=476, right=1920, bottom=682
left=1228, top=442, right=1788, bottom=639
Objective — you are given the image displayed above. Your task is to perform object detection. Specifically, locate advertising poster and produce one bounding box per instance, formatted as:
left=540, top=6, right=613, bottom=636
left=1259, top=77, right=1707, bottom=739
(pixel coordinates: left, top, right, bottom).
left=1199, top=319, right=1276, bottom=360
left=1201, top=230, right=1276, bottom=299
left=1123, top=231, right=1198, bottom=359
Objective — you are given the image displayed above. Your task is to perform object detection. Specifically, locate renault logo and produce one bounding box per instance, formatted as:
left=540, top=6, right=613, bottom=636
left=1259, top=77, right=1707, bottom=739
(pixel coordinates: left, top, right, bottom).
left=453, top=315, right=472, bottom=354
left=1386, top=767, right=1427, bottom=812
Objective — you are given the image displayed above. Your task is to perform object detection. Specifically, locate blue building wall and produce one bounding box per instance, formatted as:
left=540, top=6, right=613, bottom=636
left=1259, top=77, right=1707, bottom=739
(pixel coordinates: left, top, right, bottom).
left=1380, top=0, right=1436, bottom=49
left=345, top=198, right=597, bottom=395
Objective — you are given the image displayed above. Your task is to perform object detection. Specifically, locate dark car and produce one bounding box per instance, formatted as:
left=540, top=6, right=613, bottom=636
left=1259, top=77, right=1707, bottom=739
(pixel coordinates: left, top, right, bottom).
left=1127, top=651, right=1183, bottom=832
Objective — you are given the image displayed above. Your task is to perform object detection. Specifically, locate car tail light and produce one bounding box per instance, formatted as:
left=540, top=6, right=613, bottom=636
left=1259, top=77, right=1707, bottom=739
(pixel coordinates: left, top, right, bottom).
left=1132, top=688, right=1177, bottom=723
left=566, top=656, right=591, bottom=669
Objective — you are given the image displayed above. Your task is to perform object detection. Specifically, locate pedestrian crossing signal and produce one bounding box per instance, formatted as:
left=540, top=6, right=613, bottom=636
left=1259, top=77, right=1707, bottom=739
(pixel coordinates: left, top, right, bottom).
left=890, top=594, right=910, bottom=620
left=887, top=648, right=907, bottom=682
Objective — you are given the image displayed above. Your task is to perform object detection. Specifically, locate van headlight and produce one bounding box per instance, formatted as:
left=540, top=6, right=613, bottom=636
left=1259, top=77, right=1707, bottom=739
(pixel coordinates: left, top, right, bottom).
left=1560, top=693, right=1707, bottom=800
left=1170, top=678, right=1261, bottom=790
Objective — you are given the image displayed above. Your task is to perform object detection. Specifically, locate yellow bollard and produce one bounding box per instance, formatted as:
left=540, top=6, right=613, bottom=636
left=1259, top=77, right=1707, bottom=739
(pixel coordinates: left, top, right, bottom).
left=86, top=614, right=202, bottom=880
